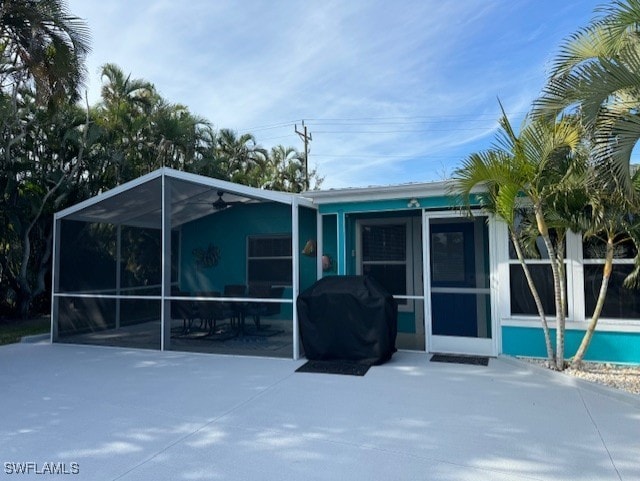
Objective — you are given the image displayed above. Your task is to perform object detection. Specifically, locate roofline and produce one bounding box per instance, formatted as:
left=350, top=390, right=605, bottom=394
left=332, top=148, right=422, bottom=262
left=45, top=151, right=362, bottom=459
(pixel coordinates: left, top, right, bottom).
left=55, top=168, right=316, bottom=220
left=306, top=179, right=485, bottom=204
left=55, top=168, right=164, bottom=220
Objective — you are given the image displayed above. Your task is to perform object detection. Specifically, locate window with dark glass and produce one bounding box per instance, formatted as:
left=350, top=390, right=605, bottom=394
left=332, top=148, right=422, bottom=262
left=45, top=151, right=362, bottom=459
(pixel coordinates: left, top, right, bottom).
left=247, top=235, right=292, bottom=285
left=583, top=235, right=639, bottom=319
left=361, top=224, right=407, bottom=301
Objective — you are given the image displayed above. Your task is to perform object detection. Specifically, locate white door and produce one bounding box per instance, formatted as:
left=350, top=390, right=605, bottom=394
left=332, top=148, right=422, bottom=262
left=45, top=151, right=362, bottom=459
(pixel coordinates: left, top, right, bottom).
left=425, top=213, right=495, bottom=356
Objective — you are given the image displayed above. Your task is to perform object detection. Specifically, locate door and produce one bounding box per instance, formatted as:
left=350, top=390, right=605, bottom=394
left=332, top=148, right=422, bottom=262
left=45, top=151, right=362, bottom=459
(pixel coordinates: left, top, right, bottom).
left=355, top=217, right=425, bottom=350
left=426, top=214, right=494, bottom=356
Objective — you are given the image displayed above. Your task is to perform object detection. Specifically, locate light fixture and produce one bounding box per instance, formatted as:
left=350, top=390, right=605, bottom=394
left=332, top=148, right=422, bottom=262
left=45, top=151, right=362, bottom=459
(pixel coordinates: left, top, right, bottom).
left=407, top=198, right=421, bottom=208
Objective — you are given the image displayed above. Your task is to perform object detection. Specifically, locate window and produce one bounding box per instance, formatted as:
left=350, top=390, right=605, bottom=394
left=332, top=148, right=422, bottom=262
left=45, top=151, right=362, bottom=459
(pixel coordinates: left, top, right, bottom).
left=506, top=212, right=567, bottom=317
left=359, top=222, right=408, bottom=304
left=583, top=236, right=640, bottom=319
left=247, top=235, right=292, bottom=285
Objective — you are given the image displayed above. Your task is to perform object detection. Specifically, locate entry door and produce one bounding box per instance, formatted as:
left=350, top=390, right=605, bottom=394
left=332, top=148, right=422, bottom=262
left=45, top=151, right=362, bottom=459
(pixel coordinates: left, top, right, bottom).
left=426, top=215, right=494, bottom=356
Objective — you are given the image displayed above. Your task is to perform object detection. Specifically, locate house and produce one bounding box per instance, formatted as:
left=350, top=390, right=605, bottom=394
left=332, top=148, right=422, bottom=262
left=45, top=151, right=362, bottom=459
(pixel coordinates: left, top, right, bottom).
left=51, top=168, right=640, bottom=363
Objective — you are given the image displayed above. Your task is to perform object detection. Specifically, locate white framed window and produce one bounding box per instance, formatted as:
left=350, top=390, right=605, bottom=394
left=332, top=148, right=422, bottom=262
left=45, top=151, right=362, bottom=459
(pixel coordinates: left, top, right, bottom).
left=247, top=235, right=292, bottom=286
left=356, top=219, right=411, bottom=309
left=503, top=209, right=576, bottom=320
left=582, top=235, right=640, bottom=320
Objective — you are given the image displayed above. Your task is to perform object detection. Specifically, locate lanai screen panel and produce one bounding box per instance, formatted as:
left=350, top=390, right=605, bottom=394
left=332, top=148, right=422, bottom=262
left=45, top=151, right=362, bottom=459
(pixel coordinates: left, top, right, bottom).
left=55, top=176, right=164, bottom=350
left=53, top=170, right=317, bottom=357
left=168, top=192, right=299, bottom=358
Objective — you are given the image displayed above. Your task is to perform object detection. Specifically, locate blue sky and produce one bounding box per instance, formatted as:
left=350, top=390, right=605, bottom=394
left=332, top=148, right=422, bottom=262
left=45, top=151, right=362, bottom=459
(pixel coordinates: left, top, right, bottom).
left=68, top=0, right=605, bottom=189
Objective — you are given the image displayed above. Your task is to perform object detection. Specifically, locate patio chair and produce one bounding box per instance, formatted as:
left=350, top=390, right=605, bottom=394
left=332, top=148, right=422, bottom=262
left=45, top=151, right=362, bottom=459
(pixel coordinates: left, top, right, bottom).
left=223, top=284, right=247, bottom=330
left=245, top=284, right=284, bottom=330
left=171, top=292, right=197, bottom=334
left=194, top=291, right=224, bottom=334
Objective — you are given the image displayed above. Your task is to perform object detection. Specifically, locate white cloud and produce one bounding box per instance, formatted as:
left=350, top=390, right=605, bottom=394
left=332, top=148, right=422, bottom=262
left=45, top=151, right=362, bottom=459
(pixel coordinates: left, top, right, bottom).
left=68, top=0, right=602, bottom=188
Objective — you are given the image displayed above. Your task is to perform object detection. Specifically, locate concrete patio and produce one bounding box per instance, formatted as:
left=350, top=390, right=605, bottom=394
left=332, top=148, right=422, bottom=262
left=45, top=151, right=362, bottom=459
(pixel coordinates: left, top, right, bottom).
left=1, top=342, right=638, bottom=481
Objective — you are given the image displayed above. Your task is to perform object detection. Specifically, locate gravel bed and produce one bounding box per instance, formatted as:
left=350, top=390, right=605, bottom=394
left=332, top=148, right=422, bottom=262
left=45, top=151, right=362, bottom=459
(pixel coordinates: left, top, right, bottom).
left=521, top=358, right=640, bottom=395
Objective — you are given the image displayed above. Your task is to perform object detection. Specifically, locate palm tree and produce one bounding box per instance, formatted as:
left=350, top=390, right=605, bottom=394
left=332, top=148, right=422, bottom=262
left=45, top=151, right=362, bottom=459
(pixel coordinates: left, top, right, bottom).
left=534, top=0, right=640, bottom=195
left=94, top=64, right=156, bottom=184
left=533, top=0, right=640, bottom=366
left=0, top=0, right=91, bottom=103
left=453, top=104, right=583, bottom=370
left=570, top=165, right=640, bottom=367
left=216, top=129, right=268, bottom=186
left=262, top=145, right=305, bottom=192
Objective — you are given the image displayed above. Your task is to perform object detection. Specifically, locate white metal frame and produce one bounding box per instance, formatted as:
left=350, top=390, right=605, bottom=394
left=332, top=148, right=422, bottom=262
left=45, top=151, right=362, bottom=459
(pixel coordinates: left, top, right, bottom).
left=51, top=168, right=317, bottom=360
left=423, top=210, right=499, bottom=356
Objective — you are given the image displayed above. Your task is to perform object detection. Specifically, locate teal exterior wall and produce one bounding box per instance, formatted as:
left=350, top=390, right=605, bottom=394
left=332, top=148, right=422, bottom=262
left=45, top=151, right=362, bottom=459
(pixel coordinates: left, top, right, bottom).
left=298, top=206, right=319, bottom=292
left=321, top=214, right=338, bottom=276
left=502, top=325, right=640, bottom=364
left=179, top=202, right=317, bottom=318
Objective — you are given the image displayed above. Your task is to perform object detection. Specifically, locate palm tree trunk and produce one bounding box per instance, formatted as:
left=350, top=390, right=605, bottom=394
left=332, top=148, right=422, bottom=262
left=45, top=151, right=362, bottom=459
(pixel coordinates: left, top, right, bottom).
left=510, top=230, right=555, bottom=366
left=572, top=236, right=614, bottom=368
left=535, top=207, right=566, bottom=370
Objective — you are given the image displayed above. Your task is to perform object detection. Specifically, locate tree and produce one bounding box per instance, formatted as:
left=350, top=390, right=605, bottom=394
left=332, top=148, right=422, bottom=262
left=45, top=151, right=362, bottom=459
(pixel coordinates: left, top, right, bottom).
left=0, top=0, right=91, bottom=317
left=215, top=129, right=268, bottom=187
left=261, top=145, right=323, bottom=193
left=453, top=104, right=583, bottom=370
left=534, top=0, right=640, bottom=195
left=0, top=0, right=91, bottom=104
left=534, top=0, right=640, bottom=366
left=0, top=90, right=93, bottom=317
left=92, top=63, right=156, bottom=185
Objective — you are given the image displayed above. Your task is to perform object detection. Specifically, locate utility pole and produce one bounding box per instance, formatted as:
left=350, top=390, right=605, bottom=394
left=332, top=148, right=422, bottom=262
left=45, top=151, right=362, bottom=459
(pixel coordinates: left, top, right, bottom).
left=295, top=120, right=312, bottom=191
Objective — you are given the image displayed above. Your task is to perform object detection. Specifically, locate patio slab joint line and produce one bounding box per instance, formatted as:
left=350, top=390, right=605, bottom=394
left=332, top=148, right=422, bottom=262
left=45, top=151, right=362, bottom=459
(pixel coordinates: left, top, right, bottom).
left=577, top=387, right=623, bottom=481
left=109, top=368, right=299, bottom=481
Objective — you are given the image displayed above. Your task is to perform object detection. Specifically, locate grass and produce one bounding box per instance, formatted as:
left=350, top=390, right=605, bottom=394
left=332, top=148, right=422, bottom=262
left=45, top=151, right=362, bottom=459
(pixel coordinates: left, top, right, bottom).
left=0, top=316, right=50, bottom=346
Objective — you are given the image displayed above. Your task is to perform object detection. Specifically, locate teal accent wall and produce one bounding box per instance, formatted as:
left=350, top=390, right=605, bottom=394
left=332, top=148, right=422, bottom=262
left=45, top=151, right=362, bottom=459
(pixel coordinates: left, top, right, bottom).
left=180, top=202, right=317, bottom=318
left=317, top=193, right=483, bottom=216
left=502, top=325, right=640, bottom=364
left=398, top=312, right=415, bottom=333
left=299, top=206, right=318, bottom=292
left=321, top=215, right=338, bottom=277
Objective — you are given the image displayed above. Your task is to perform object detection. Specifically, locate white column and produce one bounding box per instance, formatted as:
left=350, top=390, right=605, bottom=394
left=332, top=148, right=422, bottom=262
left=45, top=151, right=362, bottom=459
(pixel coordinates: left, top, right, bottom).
left=50, top=217, right=61, bottom=343
left=115, top=224, right=122, bottom=329
left=161, top=174, right=172, bottom=351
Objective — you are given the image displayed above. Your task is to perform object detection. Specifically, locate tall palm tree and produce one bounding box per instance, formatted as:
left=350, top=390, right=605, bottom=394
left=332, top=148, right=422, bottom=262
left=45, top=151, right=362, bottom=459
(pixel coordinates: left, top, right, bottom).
left=262, top=145, right=305, bottom=192
left=534, top=0, right=640, bottom=195
left=0, top=0, right=91, bottom=103
left=94, top=64, right=156, bottom=184
left=534, top=0, right=640, bottom=366
left=453, top=104, right=583, bottom=370
left=570, top=165, right=640, bottom=366
left=216, top=129, right=267, bottom=186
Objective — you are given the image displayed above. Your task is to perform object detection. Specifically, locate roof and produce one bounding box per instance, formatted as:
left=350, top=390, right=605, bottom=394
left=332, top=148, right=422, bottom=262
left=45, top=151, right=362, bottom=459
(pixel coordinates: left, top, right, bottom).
left=55, top=168, right=315, bottom=228
left=306, top=179, right=484, bottom=204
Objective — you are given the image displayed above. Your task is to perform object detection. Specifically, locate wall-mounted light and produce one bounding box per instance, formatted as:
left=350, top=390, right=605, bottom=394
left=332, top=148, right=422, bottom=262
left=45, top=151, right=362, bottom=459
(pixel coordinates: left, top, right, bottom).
left=407, top=198, right=421, bottom=208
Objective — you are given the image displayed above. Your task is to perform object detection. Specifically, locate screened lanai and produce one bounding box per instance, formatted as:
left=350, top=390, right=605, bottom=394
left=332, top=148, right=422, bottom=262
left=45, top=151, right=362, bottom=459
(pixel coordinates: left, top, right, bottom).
left=51, top=168, right=319, bottom=359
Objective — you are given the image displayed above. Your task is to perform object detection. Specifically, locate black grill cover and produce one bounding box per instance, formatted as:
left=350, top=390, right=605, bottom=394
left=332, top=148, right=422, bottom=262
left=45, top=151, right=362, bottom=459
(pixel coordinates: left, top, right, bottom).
left=297, top=276, right=398, bottom=365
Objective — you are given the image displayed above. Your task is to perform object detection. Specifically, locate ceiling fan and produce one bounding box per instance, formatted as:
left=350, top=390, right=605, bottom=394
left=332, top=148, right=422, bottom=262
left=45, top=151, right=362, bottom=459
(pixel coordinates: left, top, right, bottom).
left=211, top=190, right=240, bottom=211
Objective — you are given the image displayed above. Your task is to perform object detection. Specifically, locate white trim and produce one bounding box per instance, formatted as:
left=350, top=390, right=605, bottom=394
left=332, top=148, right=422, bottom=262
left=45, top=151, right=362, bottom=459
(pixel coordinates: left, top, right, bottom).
left=55, top=169, right=164, bottom=220
left=307, top=180, right=485, bottom=204
left=55, top=167, right=317, bottom=222
left=501, top=318, right=640, bottom=333
left=422, top=209, right=430, bottom=352
left=430, top=287, right=492, bottom=294
left=423, top=211, right=497, bottom=356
